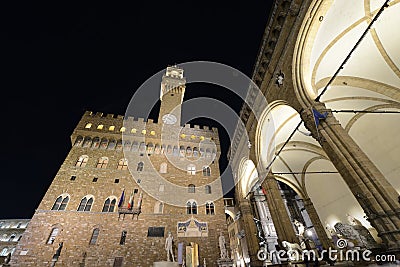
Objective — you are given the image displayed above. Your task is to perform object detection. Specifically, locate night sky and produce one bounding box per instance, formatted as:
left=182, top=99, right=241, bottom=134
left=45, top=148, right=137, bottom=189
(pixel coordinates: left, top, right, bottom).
left=1, top=2, right=273, bottom=219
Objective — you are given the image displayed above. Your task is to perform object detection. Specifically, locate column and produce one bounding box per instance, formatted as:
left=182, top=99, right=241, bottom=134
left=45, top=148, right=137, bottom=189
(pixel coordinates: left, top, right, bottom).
left=261, top=173, right=298, bottom=244
left=301, top=103, right=400, bottom=250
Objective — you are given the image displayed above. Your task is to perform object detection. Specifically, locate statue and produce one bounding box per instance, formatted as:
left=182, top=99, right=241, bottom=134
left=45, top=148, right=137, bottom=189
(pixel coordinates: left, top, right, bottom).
left=293, top=219, right=305, bottom=238
left=165, top=232, right=175, bottom=262
left=218, top=233, right=227, bottom=259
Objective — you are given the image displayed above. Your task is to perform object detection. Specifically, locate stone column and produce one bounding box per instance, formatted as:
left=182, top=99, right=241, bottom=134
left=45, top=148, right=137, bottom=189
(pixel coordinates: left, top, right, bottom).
left=261, top=174, right=298, bottom=244
left=301, top=103, right=400, bottom=251
left=237, top=199, right=262, bottom=266
left=303, top=197, right=333, bottom=249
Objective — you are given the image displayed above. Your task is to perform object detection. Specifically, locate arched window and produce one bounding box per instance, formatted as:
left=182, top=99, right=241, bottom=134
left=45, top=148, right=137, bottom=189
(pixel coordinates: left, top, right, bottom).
left=102, top=197, right=117, bottom=212
left=131, top=141, right=139, bottom=152
left=139, top=142, right=146, bottom=153
left=154, top=201, right=164, bottom=214
left=187, top=164, right=196, bottom=175
left=51, top=195, right=69, bottom=211
left=179, top=146, right=185, bottom=157
left=117, top=158, right=128, bottom=170
left=0, top=248, right=8, bottom=256
left=173, top=146, right=179, bottom=156
left=78, top=196, right=94, bottom=212
left=202, top=166, right=211, bottom=176
left=206, top=202, right=215, bottom=215
left=137, top=162, right=144, bottom=172
left=100, top=138, right=108, bottom=149
left=108, top=139, right=116, bottom=150
left=193, top=147, right=199, bottom=157
left=166, top=145, right=172, bottom=154
left=83, top=137, right=92, bottom=147
left=123, top=141, right=131, bottom=150
left=188, top=184, right=196, bottom=193
left=200, top=148, right=205, bottom=157
left=47, top=228, right=59, bottom=244
left=206, top=148, right=211, bottom=158
left=161, top=144, right=166, bottom=154
left=96, top=157, right=109, bottom=168
left=8, top=234, right=15, bottom=242
left=186, top=201, right=197, bottom=215
left=186, top=147, right=193, bottom=157
left=92, top=137, right=100, bottom=148
left=74, top=136, right=83, bottom=147
left=147, top=143, right=154, bottom=154
left=159, top=163, right=167, bottom=174
left=89, top=228, right=100, bottom=245
left=116, top=139, right=123, bottom=151
left=154, top=144, right=161, bottom=154
left=205, top=185, right=212, bottom=194
left=75, top=155, right=88, bottom=167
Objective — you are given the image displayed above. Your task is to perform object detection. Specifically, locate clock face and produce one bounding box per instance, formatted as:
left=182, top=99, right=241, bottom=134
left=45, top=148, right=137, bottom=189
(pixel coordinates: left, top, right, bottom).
left=162, top=114, right=177, bottom=125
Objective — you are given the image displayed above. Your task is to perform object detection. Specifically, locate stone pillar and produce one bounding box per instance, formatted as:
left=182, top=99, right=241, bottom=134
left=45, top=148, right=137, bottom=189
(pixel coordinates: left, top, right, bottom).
left=237, top=199, right=262, bottom=266
left=261, top=174, right=298, bottom=244
left=301, top=103, right=400, bottom=251
left=303, top=197, right=333, bottom=249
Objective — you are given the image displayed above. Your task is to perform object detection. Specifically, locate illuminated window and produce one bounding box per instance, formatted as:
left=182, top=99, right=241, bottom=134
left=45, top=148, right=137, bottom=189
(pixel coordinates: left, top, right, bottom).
left=120, top=127, right=126, bottom=132
left=96, top=157, right=109, bottom=168
left=75, top=155, right=89, bottom=167
left=51, top=195, right=69, bottom=211
left=150, top=130, right=156, bottom=135
left=102, top=197, right=117, bottom=212
left=131, top=128, right=137, bottom=133
left=191, top=135, right=196, bottom=139
left=109, top=126, right=115, bottom=131
left=47, top=228, right=59, bottom=244
left=77, top=196, right=94, bottom=212
left=202, top=166, right=211, bottom=176
left=188, top=184, right=196, bottom=193
left=117, top=158, right=128, bottom=170
left=200, top=136, right=205, bottom=141
left=187, top=164, right=196, bottom=175
left=97, top=124, right=104, bottom=130
left=85, top=123, right=92, bottom=129
left=180, top=134, right=186, bottom=139
left=141, top=129, right=146, bottom=135
left=89, top=228, right=100, bottom=245
left=206, top=202, right=215, bottom=215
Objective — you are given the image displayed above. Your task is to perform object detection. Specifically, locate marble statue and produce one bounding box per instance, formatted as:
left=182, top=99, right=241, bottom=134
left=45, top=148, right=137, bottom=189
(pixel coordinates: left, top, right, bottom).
left=165, top=232, right=175, bottom=262
left=218, top=233, right=227, bottom=259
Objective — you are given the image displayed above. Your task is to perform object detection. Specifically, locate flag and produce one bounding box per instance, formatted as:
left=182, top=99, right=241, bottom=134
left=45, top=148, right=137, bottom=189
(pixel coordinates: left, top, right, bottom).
left=137, top=192, right=143, bottom=209
left=118, top=189, right=125, bottom=208
left=127, top=191, right=134, bottom=210
left=312, top=108, right=328, bottom=127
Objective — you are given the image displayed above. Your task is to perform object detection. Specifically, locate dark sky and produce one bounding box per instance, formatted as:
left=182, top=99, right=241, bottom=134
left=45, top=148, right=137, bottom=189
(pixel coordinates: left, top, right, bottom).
left=1, top=2, right=273, bottom=219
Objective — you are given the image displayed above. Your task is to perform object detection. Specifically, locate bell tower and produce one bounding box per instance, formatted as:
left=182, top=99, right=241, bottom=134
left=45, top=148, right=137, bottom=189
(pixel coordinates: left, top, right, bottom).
left=158, top=65, right=186, bottom=126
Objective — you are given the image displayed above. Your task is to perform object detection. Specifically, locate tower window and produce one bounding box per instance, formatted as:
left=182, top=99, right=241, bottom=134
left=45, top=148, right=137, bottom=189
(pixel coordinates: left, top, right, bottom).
left=85, top=123, right=92, bottom=129
left=75, top=155, right=89, bottom=167
left=186, top=201, right=197, bottom=215
left=51, top=195, right=69, bottom=211
left=92, top=177, right=98, bottom=182
left=202, top=166, right=211, bottom=176
left=137, top=162, right=144, bottom=172
left=70, top=176, right=76, bottom=181
left=77, top=196, right=94, bottom=212
left=120, top=231, right=127, bottom=245
left=188, top=184, right=196, bottom=193
left=117, top=158, right=128, bottom=170
left=114, top=179, right=120, bottom=184
left=89, top=228, right=100, bottom=245
left=47, top=228, right=59, bottom=244
left=206, top=202, right=215, bottom=215
left=102, top=198, right=116, bottom=212
left=187, top=164, right=196, bottom=175
left=96, top=157, right=109, bottom=168
left=205, top=185, right=212, bottom=194
left=120, top=127, right=126, bottom=132
left=109, top=126, right=115, bottom=131
left=97, top=124, right=104, bottom=130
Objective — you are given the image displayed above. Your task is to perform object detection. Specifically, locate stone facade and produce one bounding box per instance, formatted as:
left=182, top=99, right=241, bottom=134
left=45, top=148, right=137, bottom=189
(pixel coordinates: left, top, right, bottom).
left=0, top=219, right=29, bottom=264
left=11, top=66, right=229, bottom=266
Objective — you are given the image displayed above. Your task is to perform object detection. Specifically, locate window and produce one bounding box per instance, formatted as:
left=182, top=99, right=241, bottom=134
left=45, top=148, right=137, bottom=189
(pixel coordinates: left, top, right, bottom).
left=150, top=131, right=156, bottom=135
left=206, top=202, right=215, bottom=215
left=141, top=129, right=146, bottom=135
left=202, top=166, right=211, bottom=176
left=137, top=162, right=144, bottom=172
left=0, top=248, right=8, bottom=256
left=186, top=201, right=197, bottom=215
left=47, top=228, right=59, bottom=244
left=186, top=147, right=192, bottom=157
left=114, top=179, right=120, bottom=184
left=102, top=198, right=117, bottom=212
left=85, top=123, right=92, bottom=129
left=193, top=147, right=199, bottom=157
left=117, top=158, right=128, bottom=170
left=120, top=127, right=126, bottom=132
left=173, top=146, right=179, bottom=156
left=154, top=201, right=164, bottom=214
left=187, top=164, right=196, bottom=175
left=96, top=157, right=109, bottom=168
left=205, top=185, right=212, bottom=194
left=51, top=195, right=69, bottom=211
left=83, top=137, right=92, bottom=147
left=17, top=235, right=22, bottom=241
left=75, top=155, right=89, bottom=167
left=188, top=184, right=196, bottom=193
left=131, top=128, right=137, bottom=134
left=113, top=257, right=124, bottom=267
left=120, top=231, right=127, bottom=245
left=109, top=126, right=115, bottom=131
left=89, top=228, right=100, bottom=245
left=179, top=146, right=185, bottom=157
left=8, top=234, right=15, bottom=241
left=92, top=177, right=98, bottom=182
left=70, top=176, right=76, bottom=181
left=92, top=137, right=100, bottom=148
left=16, top=222, right=22, bottom=228
left=78, top=196, right=94, bottom=212
left=159, top=163, right=167, bottom=174
left=97, top=124, right=104, bottom=130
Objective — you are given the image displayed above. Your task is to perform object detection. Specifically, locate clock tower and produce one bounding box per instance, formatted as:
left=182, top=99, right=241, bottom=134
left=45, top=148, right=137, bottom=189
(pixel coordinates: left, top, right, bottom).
left=158, top=65, right=186, bottom=126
